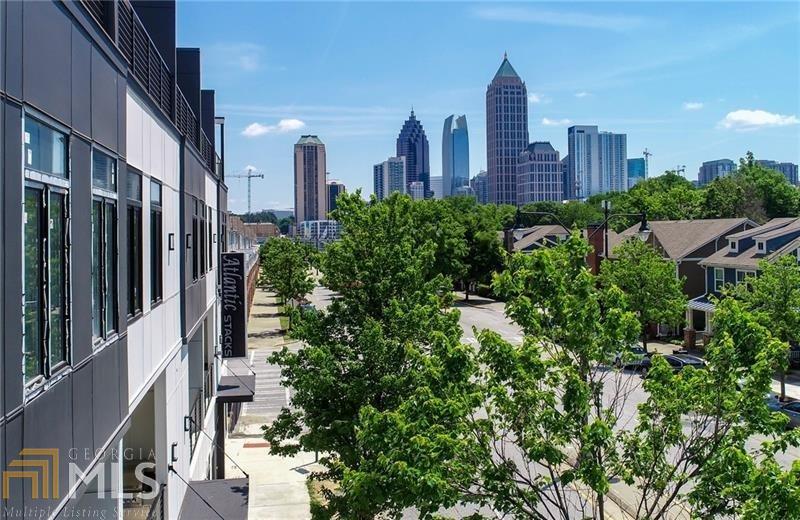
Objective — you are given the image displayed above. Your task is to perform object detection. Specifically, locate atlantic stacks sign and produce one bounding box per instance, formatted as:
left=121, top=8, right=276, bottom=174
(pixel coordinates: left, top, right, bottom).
left=221, top=252, right=248, bottom=357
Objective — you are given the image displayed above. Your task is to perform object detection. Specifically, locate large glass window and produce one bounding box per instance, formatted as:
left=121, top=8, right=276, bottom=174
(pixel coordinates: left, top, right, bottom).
left=208, top=207, right=213, bottom=270
left=714, top=267, right=725, bottom=292
left=23, top=114, right=71, bottom=385
left=192, top=198, right=199, bottom=282
left=92, top=149, right=118, bottom=342
left=24, top=116, right=67, bottom=178
left=150, top=181, right=163, bottom=303
left=127, top=171, right=143, bottom=317
left=199, top=201, right=207, bottom=274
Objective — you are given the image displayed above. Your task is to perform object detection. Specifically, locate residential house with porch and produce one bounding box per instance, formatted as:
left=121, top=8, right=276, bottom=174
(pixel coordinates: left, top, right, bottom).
left=687, top=217, right=800, bottom=347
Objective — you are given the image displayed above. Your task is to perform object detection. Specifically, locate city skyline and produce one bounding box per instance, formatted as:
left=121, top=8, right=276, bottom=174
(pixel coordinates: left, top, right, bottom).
left=176, top=1, right=800, bottom=211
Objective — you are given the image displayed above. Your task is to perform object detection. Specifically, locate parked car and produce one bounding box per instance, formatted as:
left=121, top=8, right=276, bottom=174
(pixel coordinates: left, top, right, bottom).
left=775, top=401, right=800, bottom=429
left=788, top=343, right=800, bottom=369
left=655, top=354, right=707, bottom=373
left=613, top=346, right=651, bottom=372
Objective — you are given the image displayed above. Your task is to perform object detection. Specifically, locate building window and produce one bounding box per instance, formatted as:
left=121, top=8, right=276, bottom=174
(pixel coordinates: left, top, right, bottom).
left=151, top=181, right=163, bottom=303
left=192, top=198, right=199, bottom=281
left=208, top=207, right=213, bottom=270
left=92, top=149, right=118, bottom=342
left=714, top=267, right=725, bottom=292
left=23, top=115, right=71, bottom=385
left=199, top=201, right=207, bottom=274
left=127, top=171, right=143, bottom=317
left=736, top=270, right=755, bottom=286
left=757, top=241, right=765, bottom=253
left=729, top=240, right=738, bottom=252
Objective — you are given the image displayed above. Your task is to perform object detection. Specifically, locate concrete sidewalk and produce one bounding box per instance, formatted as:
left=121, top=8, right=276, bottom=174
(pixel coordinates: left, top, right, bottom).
left=224, top=288, right=318, bottom=520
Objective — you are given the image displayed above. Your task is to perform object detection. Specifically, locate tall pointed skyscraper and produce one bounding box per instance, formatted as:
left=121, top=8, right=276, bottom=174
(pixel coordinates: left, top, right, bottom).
left=486, top=54, right=528, bottom=205
left=396, top=109, right=431, bottom=196
left=442, top=115, right=470, bottom=198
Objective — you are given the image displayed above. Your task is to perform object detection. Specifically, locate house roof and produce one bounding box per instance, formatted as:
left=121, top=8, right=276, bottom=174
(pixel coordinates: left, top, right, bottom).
left=614, top=218, right=756, bottom=260
left=701, top=219, right=800, bottom=270
left=752, top=218, right=800, bottom=240
left=726, top=217, right=796, bottom=240
left=513, top=225, right=571, bottom=252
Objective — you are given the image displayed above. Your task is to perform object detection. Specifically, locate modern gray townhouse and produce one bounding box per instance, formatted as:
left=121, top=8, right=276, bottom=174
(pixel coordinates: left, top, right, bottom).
left=1, top=1, right=257, bottom=519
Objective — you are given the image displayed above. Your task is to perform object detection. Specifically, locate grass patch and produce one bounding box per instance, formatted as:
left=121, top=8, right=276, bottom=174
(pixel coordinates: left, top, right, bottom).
left=306, top=477, right=337, bottom=519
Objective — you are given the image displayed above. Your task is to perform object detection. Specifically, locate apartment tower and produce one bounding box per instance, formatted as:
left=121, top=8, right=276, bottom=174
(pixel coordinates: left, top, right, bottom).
left=294, top=135, right=327, bottom=223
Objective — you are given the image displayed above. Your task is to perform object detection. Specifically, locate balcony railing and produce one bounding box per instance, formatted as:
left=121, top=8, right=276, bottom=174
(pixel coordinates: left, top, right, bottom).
left=79, top=1, right=218, bottom=176
left=188, top=390, right=204, bottom=458
left=146, top=484, right=166, bottom=520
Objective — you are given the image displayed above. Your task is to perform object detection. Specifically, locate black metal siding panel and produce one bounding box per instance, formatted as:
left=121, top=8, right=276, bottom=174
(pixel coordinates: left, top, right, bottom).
left=118, top=335, right=128, bottom=419
left=90, top=47, right=119, bottom=152
left=70, top=26, right=92, bottom=137
left=71, top=360, right=94, bottom=471
left=4, top=0, right=22, bottom=99
left=22, top=0, right=72, bottom=125
left=3, top=414, right=23, bottom=514
left=92, top=342, right=121, bottom=448
left=23, top=376, right=74, bottom=512
left=70, top=137, right=93, bottom=364
left=200, top=89, right=215, bottom=149
left=3, top=101, right=23, bottom=412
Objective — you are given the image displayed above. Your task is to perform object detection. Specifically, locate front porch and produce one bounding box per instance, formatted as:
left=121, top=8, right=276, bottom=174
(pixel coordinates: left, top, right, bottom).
left=684, top=295, right=716, bottom=349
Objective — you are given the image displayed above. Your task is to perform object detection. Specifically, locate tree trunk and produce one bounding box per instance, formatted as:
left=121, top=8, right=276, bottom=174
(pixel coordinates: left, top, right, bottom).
left=464, top=283, right=470, bottom=302
left=642, top=323, right=649, bottom=353
left=780, top=370, right=787, bottom=401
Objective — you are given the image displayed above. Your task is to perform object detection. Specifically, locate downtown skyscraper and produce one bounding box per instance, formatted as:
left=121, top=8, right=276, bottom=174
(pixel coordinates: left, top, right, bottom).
left=294, top=135, right=327, bottom=223
left=599, top=131, right=628, bottom=193
left=442, top=115, right=470, bottom=197
left=396, top=110, right=431, bottom=196
left=486, top=54, right=528, bottom=205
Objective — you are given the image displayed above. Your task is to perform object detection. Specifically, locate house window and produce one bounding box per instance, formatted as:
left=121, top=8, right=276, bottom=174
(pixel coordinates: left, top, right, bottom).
left=127, top=171, right=143, bottom=317
left=199, top=201, right=207, bottom=274
left=150, top=181, right=163, bottom=303
left=736, top=270, right=755, bottom=285
left=92, top=149, right=118, bottom=342
left=714, top=267, right=725, bottom=292
left=757, top=241, right=765, bottom=253
left=729, top=240, right=738, bottom=252
left=23, top=115, right=70, bottom=385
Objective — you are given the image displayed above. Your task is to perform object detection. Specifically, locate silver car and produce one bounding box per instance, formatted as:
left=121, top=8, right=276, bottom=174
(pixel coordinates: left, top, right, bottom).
left=778, top=401, right=800, bottom=429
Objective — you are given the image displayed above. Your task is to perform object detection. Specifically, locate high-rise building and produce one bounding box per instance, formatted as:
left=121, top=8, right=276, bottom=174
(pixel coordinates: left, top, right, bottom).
left=486, top=54, right=529, bottom=205
left=396, top=110, right=431, bottom=196
left=408, top=181, right=425, bottom=200
left=756, top=160, right=799, bottom=185
left=294, top=135, right=327, bottom=223
left=430, top=176, right=444, bottom=199
left=598, top=132, right=628, bottom=193
left=516, top=142, right=563, bottom=205
left=471, top=170, right=489, bottom=204
left=567, top=125, right=599, bottom=199
left=698, top=159, right=736, bottom=185
left=373, top=156, right=407, bottom=201
left=627, top=158, right=647, bottom=188
left=442, top=114, right=470, bottom=197
left=454, top=185, right=475, bottom=198
left=327, top=180, right=346, bottom=215
left=561, top=155, right=569, bottom=196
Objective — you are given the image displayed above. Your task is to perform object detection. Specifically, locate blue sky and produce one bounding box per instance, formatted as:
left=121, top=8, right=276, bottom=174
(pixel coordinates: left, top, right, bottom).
left=177, top=1, right=800, bottom=213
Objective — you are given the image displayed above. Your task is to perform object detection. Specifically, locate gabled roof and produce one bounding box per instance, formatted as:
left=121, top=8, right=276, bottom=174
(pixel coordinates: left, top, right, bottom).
left=494, top=56, right=520, bottom=79
left=513, top=225, right=571, bottom=252
left=700, top=219, right=800, bottom=270
left=752, top=218, right=800, bottom=240
left=616, top=218, right=756, bottom=260
left=727, top=217, right=797, bottom=240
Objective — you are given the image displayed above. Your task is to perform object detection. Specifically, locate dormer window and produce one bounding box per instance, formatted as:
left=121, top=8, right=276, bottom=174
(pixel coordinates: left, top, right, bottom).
left=757, top=241, right=765, bottom=253
left=729, top=240, right=738, bottom=252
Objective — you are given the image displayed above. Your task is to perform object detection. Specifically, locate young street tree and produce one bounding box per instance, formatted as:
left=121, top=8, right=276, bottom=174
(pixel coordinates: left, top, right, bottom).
left=735, top=254, right=800, bottom=400
left=263, top=192, right=473, bottom=518
left=600, top=238, right=687, bottom=351
left=357, top=237, right=798, bottom=519
left=258, top=237, right=314, bottom=327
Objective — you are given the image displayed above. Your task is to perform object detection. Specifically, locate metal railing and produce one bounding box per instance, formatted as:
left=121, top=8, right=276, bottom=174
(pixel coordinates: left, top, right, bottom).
left=146, top=484, right=166, bottom=520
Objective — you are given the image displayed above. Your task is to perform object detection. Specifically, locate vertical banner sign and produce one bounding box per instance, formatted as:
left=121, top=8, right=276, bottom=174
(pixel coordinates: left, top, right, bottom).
left=221, top=252, right=247, bottom=357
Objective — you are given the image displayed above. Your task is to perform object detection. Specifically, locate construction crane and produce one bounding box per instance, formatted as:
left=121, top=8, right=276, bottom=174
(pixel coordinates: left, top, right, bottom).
left=675, top=165, right=686, bottom=176
left=642, top=148, right=652, bottom=177
left=228, top=168, right=264, bottom=215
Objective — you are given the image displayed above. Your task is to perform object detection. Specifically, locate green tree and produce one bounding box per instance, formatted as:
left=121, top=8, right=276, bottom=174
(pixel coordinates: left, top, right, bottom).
left=258, top=237, right=314, bottom=326
left=263, top=192, right=470, bottom=518
left=444, top=197, right=506, bottom=300
left=738, top=152, right=800, bottom=219
left=600, top=238, right=687, bottom=351
left=735, top=254, right=800, bottom=400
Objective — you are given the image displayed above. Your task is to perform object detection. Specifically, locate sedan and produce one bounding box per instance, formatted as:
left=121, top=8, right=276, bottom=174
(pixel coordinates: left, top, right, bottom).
left=777, top=401, right=800, bottom=429
left=613, top=346, right=651, bottom=372
left=661, top=354, right=707, bottom=371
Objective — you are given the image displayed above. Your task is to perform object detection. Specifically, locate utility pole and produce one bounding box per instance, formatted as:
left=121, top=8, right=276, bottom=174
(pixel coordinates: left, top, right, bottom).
left=228, top=168, right=265, bottom=215
left=642, top=148, right=652, bottom=178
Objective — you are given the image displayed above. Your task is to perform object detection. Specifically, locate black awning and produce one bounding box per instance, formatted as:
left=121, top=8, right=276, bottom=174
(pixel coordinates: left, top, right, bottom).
left=216, top=374, right=256, bottom=403
left=179, top=477, right=249, bottom=520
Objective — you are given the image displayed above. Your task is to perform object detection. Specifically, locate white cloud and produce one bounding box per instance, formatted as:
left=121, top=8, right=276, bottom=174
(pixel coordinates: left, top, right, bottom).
left=206, top=43, right=266, bottom=72
left=682, top=101, right=704, bottom=111
left=575, top=91, right=591, bottom=98
left=528, top=93, right=550, bottom=104
left=718, top=109, right=799, bottom=131
left=473, top=6, right=646, bottom=32
left=541, top=117, right=573, bottom=127
left=241, top=119, right=306, bottom=137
